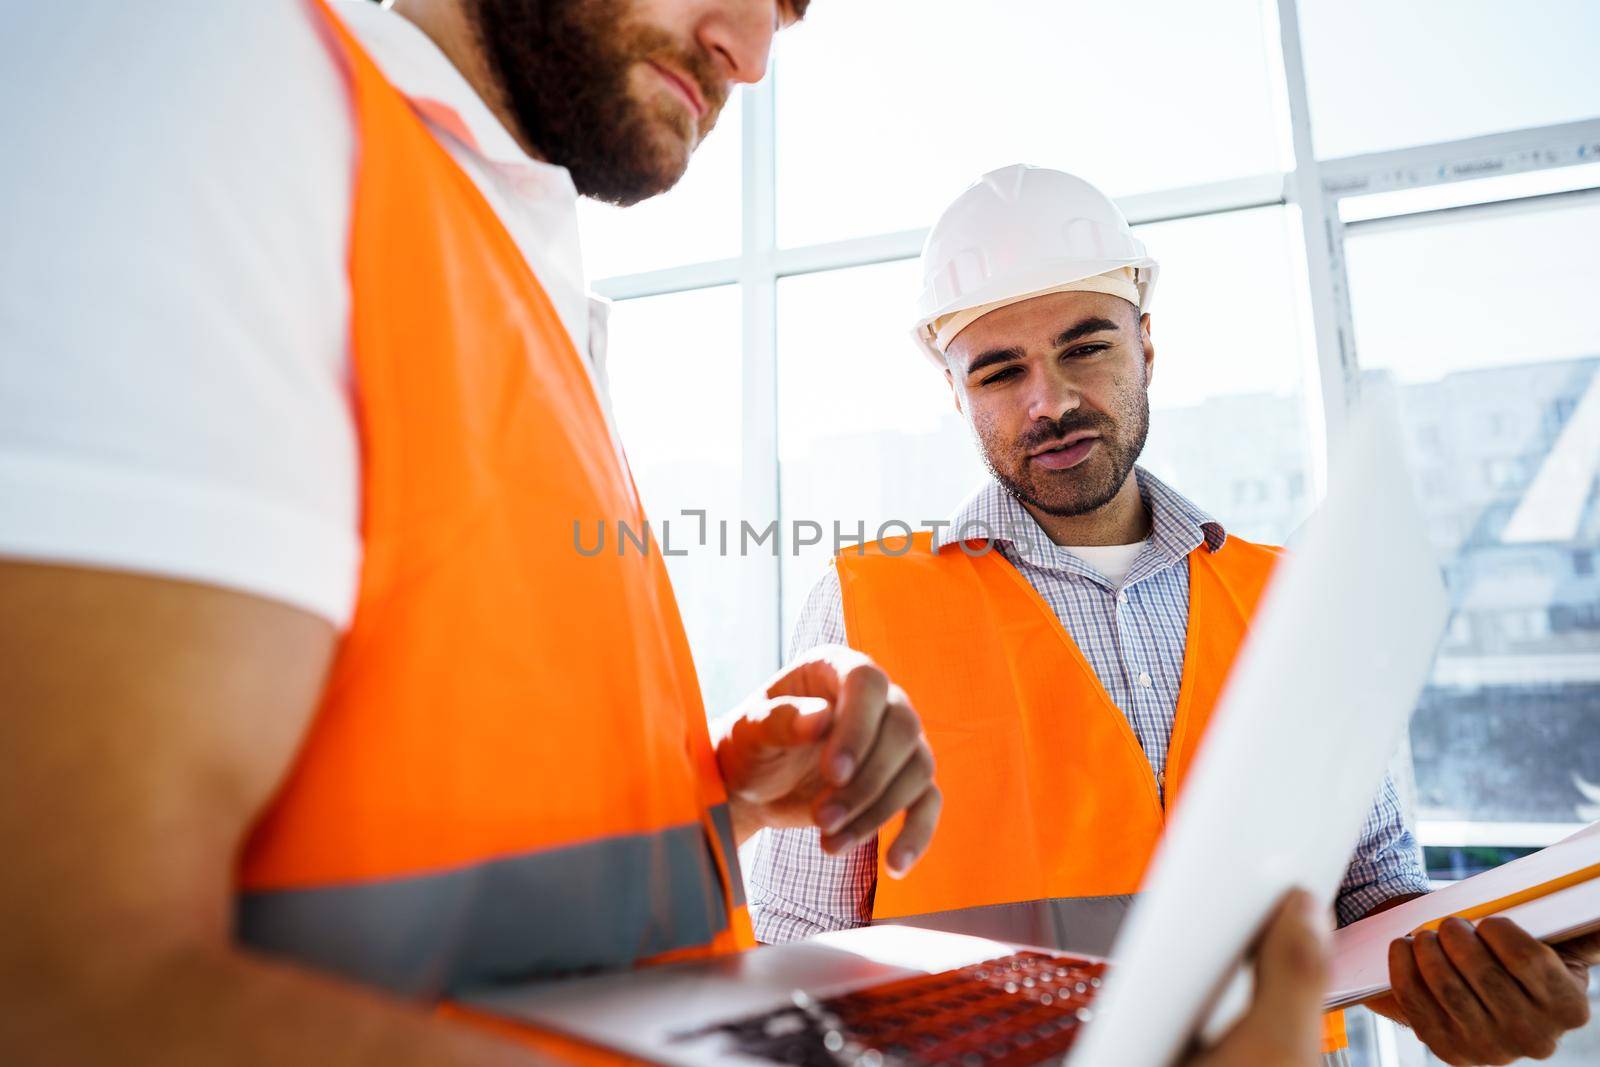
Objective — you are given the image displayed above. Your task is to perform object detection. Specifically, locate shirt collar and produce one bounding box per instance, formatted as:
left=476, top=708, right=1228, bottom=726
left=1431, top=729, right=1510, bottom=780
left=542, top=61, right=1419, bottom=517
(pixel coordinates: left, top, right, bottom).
left=334, top=0, right=574, bottom=182
left=1139, top=466, right=1228, bottom=557
left=933, top=468, right=1227, bottom=569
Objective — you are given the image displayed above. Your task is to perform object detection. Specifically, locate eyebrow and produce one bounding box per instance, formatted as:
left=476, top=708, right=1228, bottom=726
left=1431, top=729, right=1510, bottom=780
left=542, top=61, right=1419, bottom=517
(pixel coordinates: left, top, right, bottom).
left=964, top=316, right=1123, bottom=377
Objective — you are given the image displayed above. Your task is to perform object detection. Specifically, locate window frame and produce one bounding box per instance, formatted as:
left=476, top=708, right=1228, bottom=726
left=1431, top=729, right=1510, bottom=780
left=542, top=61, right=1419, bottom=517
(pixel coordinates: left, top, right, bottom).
left=590, top=0, right=1600, bottom=872
left=588, top=9, right=1600, bottom=1058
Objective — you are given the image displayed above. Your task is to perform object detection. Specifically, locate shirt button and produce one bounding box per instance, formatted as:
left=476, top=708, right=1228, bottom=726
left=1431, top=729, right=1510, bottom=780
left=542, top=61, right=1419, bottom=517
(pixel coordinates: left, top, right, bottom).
left=1138, top=671, right=1153, bottom=689
left=1116, top=590, right=1128, bottom=604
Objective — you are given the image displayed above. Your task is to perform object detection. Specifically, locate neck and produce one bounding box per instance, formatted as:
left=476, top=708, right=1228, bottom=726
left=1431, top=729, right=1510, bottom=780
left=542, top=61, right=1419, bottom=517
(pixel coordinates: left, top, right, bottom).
left=390, top=0, right=544, bottom=160
left=1023, top=472, right=1152, bottom=547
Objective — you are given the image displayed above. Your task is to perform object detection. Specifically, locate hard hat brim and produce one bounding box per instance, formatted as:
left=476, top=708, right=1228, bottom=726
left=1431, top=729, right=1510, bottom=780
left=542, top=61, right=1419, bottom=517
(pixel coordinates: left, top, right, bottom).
left=912, top=257, right=1159, bottom=368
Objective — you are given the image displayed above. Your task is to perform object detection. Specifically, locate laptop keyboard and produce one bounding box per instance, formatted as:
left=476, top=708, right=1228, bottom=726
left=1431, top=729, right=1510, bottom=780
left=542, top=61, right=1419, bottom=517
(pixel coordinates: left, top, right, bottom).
left=676, top=950, right=1106, bottom=1067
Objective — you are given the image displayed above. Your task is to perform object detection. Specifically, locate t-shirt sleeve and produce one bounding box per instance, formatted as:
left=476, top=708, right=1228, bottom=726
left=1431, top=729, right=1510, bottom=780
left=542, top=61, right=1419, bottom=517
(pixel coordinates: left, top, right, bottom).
left=0, top=1, right=362, bottom=627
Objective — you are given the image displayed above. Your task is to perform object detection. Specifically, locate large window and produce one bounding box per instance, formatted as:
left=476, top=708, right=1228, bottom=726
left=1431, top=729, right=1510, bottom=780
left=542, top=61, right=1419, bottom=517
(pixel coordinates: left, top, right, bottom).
left=1345, top=192, right=1600, bottom=833
left=1135, top=206, right=1318, bottom=546
left=603, top=285, right=750, bottom=719
left=776, top=258, right=983, bottom=637
left=582, top=6, right=1600, bottom=1060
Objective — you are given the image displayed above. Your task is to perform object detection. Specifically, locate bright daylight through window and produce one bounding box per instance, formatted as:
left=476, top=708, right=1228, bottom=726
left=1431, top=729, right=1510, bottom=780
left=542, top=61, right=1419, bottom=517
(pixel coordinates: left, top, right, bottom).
left=1345, top=195, right=1600, bottom=840
left=582, top=4, right=1600, bottom=1059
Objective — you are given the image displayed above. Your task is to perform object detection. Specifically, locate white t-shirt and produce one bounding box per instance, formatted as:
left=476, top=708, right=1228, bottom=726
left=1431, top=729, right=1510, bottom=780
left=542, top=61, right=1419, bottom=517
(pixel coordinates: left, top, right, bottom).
left=1062, top=542, right=1146, bottom=587
left=0, top=0, right=611, bottom=629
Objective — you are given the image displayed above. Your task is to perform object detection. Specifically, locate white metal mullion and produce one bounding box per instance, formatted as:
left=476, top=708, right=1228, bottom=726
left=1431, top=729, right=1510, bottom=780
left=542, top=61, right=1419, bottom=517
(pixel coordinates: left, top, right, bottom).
left=591, top=173, right=1294, bottom=300
left=593, top=258, right=741, bottom=302
left=1274, top=0, right=1359, bottom=479
left=773, top=228, right=927, bottom=278
left=591, top=121, right=1600, bottom=303
left=1116, top=172, right=1289, bottom=225
left=1319, top=117, right=1600, bottom=200
left=740, top=75, right=782, bottom=680
left=761, top=173, right=1291, bottom=283
left=1273, top=17, right=1413, bottom=1064
left=1417, top=820, right=1588, bottom=849
left=1274, top=12, right=1407, bottom=1067
left=1342, top=183, right=1600, bottom=236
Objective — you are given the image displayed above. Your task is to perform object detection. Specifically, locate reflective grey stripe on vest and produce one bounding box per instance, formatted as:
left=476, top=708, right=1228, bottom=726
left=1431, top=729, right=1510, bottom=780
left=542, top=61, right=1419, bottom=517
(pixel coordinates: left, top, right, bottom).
left=874, top=894, right=1137, bottom=959
left=237, top=809, right=737, bottom=998
left=707, top=801, right=747, bottom=908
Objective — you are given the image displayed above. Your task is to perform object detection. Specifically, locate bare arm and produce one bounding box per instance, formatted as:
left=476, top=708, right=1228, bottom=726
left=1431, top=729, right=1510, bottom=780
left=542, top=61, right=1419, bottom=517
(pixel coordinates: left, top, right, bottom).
left=0, top=562, right=543, bottom=1066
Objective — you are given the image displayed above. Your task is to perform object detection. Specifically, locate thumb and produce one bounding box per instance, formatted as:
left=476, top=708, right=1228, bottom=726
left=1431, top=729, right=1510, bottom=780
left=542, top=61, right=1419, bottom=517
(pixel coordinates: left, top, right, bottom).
left=743, top=696, right=833, bottom=750
left=1247, top=889, right=1332, bottom=1060
left=719, top=697, right=835, bottom=805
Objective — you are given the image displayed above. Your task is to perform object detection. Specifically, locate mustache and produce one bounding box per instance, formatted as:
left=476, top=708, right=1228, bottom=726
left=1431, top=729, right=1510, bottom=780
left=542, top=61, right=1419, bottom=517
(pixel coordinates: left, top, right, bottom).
left=1016, top=410, right=1115, bottom=455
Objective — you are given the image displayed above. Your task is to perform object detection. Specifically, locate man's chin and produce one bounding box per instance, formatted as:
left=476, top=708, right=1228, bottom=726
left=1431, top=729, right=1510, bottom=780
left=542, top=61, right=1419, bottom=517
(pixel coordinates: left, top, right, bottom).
left=1027, top=493, right=1107, bottom=519
left=1013, top=470, right=1124, bottom=519
left=581, top=119, right=694, bottom=205
left=651, top=128, right=695, bottom=187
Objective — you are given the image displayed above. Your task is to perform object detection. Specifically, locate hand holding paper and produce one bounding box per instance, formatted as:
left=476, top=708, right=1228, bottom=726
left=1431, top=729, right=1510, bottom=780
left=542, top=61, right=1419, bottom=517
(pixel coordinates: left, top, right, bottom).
left=1328, top=825, right=1600, bottom=1063
left=1373, top=917, right=1592, bottom=1063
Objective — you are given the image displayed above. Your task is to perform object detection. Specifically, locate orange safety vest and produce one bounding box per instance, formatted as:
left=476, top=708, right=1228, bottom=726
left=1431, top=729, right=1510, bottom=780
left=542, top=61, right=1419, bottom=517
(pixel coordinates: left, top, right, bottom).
left=234, top=0, right=751, bottom=1016
left=836, top=531, right=1348, bottom=1055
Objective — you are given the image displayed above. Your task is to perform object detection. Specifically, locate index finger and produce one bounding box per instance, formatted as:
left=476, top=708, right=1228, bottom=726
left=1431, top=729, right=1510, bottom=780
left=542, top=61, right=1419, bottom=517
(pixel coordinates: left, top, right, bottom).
left=884, top=781, right=942, bottom=878
left=1387, top=936, right=1459, bottom=1058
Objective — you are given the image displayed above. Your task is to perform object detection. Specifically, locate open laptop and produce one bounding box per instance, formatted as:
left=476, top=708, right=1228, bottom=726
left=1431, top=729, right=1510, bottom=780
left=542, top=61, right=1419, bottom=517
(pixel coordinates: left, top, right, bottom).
left=463, top=395, right=1450, bottom=1067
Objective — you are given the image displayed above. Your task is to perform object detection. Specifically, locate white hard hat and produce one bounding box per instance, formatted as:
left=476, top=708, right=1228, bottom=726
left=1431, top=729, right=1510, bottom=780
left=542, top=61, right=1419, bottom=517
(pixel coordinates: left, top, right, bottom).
left=911, top=164, right=1159, bottom=367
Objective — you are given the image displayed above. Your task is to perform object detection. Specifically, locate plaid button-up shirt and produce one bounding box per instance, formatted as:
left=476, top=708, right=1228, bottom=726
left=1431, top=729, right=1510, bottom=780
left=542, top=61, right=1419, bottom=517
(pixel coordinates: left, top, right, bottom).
left=749, top=468, right=1431, bottom=944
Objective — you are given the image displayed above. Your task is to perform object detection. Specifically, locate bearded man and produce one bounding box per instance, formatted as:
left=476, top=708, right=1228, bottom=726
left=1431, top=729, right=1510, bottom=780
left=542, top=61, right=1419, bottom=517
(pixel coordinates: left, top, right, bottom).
left=751, top=165, right=1599, bottom=1067
left=0, top=1, right=950, bottom=1062
left=0, top=3, right=1455, bottom=1063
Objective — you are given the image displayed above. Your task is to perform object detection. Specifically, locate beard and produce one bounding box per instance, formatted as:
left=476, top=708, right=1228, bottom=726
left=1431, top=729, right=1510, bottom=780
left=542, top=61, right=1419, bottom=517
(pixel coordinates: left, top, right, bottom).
left=467, top=0, right=726, bottom=206
left=976, top=389, right=1150, bottom=519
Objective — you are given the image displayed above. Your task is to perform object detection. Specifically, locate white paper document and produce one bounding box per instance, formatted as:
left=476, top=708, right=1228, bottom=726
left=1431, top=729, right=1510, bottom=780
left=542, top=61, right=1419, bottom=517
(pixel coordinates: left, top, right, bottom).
left=1067, top=396, right=1451, bottom=1067
left=1327, top=829, right=1600, bottom=1007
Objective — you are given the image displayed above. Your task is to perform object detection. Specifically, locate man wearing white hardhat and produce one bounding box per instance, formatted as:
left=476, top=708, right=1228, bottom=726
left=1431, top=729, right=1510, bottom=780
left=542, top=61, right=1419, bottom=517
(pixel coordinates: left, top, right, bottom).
left=750, top=165, right=1599, bottom=1067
